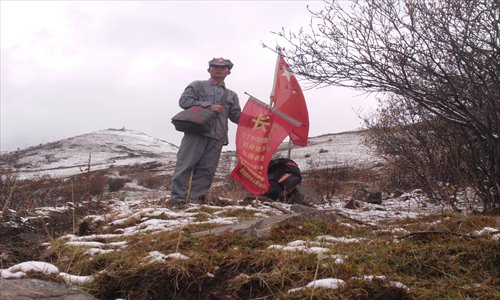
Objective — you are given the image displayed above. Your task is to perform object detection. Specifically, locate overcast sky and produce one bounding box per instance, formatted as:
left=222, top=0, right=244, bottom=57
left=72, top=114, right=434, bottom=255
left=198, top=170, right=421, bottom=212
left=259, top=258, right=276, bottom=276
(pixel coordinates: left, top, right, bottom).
left=1, top=0, right=377, bottom=152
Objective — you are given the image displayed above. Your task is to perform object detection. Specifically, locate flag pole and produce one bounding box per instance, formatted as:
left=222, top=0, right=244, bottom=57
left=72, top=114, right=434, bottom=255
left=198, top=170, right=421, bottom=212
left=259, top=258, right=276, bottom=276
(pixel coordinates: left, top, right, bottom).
left=269, top=47, right=282, bottom=106
left=244, top=92, right=302, bottom=127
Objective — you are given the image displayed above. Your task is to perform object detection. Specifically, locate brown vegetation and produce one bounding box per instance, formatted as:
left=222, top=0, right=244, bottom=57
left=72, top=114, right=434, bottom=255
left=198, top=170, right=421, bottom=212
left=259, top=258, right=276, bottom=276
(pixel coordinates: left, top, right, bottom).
left=43, top=213, right=498, bottom=300
left=1, top=159, right=499, bottom=299
left=275, top=0, right=499, bottom=212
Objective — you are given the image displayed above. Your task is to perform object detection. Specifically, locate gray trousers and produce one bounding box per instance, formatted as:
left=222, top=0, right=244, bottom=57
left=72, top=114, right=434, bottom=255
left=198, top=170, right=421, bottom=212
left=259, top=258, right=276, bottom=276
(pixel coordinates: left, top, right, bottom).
left=171, top=134, right=224, bottom=204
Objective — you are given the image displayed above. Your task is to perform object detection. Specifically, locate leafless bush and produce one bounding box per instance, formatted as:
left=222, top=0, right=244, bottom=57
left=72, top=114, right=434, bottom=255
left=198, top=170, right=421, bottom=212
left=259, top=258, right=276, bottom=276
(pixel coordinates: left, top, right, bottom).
left=137, top=174, right=168, bottom=189
left=1, top=170, right=18, bottom=218
left=210, top=179, right=248, bottom=200
left=89, top=171, right=107, bottom=196
left=302, top=166, right=381, bottom=199
left=276, top=0, right=499, bottom=211
left=0, top=169, right=111, bottom=219
left=1, top=173, right=66, bottom=217
left=108, top=177, right=129, bottom=192
left=377, top=161, right=423, bottom=194
left=364, top=96, right=490, bottom=209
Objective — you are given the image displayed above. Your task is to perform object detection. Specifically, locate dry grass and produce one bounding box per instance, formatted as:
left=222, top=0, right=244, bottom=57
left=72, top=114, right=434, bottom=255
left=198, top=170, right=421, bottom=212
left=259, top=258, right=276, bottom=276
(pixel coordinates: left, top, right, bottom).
left=39, top=212, right=500, bottom=300
left=3, top=162, right=499, bottom=299
left=209, top=178, right=249, bottom=200
left=0, top=170, right=110, bottom=220
left=302, top=166, right=384, bottom=199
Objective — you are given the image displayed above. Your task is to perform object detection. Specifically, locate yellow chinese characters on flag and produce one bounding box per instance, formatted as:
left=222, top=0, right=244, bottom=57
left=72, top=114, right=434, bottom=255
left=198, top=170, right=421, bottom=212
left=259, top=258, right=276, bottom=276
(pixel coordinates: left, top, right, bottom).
left=230, top=97, right=299, bottom=195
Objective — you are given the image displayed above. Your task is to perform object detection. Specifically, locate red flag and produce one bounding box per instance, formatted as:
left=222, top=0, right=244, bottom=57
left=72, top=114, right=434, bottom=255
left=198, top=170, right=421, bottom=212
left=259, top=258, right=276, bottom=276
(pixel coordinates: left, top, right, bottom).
left=270, top=54, right=309, bottom=146
left=230, top=97, right=300, bottom=195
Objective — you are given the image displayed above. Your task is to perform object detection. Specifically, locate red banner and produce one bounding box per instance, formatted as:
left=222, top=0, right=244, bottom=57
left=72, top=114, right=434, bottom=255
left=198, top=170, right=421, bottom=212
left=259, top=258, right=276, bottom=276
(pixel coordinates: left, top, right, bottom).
left=271, top=54, right=309, bottom=146
left=230, top=97, right=299, bottom=195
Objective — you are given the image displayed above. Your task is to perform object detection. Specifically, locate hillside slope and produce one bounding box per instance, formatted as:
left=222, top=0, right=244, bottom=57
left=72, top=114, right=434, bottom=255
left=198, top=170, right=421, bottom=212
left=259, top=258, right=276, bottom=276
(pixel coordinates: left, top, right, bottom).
left=0, top=128, right=381, bottom=179
left=274, top=131, right=382, bottom=171
left=0, top=128, right=179, bottom=178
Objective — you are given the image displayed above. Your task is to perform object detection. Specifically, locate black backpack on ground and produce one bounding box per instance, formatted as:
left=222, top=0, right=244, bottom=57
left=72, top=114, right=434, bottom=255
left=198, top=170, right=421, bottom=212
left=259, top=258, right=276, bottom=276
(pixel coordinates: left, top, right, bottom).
left=266, top=158, right=302, bottom=200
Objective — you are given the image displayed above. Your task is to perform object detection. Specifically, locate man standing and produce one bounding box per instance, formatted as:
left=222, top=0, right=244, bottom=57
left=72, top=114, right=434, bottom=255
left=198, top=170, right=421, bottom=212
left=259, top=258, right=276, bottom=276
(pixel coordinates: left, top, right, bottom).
left=170, top=57, right=241, bottom=208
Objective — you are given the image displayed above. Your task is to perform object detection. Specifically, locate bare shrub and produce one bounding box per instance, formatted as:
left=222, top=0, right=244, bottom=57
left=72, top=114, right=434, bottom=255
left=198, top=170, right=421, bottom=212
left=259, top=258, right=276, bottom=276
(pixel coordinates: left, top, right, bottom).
left=276, top=0, right=499, bottom=211
left=108, top=177, right=129, bottom=192
left=89, top=171, right=107, bottom=196
left=302, top=166, right=382, bottom=199
left=0, top=172, right=72, bottom=217
left=137, top=174, right=167, bottom=189
left=210, top=179, right=248, bottom=200
left=365, top=96, right=491, bottom=210
left=378, top=161, right=423, bottom=194
left=1, top=170, right=19, bottom=218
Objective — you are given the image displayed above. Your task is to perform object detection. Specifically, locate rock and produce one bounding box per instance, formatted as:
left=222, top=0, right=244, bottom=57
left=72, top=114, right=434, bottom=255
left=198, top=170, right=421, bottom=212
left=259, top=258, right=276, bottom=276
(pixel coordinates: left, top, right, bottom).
left=191, top=214, right=294, bottom=238
left=243, top=185, right=323, bottom=207
left=296, top=185, right=323, bottom=205
left=191, top=210, right=337, bottom=238
left=366, top=191, right=382, bottom=204
left=392, top=190, right=403, bottom=198
left=282, top=191, right=310, bottom=207
left=353, top=187, right=382, bottom=205
left=345, top=199, right=362, bottom=209
left=0, top=278, right=97, bottom=300
left=289, top=204, right=316, bottom=213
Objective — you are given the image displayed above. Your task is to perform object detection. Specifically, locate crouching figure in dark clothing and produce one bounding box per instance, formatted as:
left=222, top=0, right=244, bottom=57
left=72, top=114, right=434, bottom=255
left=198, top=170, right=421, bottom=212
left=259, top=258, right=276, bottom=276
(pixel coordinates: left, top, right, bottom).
left=265, top=158, right=307, bottom=204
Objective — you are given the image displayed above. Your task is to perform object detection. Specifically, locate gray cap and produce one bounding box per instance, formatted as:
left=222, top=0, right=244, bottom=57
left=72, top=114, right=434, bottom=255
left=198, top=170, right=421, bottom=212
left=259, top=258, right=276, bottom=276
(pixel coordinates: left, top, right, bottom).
left=209, top=57, right=234, bottom=70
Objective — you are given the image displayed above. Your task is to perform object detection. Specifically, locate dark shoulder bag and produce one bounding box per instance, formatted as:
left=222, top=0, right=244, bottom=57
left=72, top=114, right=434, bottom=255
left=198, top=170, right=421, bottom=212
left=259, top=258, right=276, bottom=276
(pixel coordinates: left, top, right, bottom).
left=171, top=89, right=228, bottom=134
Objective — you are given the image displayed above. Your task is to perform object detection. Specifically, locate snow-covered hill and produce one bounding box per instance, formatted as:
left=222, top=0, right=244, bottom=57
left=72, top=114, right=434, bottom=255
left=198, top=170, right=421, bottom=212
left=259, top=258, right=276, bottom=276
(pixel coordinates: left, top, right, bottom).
left=0, top=128, right=382, bottom=179
left=274, top=131, right=382, bottom=171
left=0, top=128, right=179, bottom=178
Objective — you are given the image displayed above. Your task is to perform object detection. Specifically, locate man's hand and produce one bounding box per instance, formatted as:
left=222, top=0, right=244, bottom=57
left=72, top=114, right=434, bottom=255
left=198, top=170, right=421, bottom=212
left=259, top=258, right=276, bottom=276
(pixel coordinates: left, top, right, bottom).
left=208, top=105, right=224, bottom=112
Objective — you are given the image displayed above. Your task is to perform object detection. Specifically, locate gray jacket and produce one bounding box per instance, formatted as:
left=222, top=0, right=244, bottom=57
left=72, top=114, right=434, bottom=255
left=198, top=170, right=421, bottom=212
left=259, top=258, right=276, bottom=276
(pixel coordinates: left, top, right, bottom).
left=179, top=79, right=241, bottom=144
